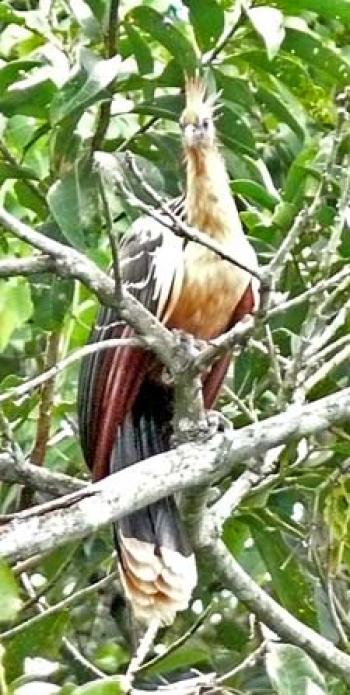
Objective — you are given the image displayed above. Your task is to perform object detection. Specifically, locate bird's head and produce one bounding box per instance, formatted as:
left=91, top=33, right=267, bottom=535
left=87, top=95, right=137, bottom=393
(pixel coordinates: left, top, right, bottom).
left=180, top=76, right=216, bottom=150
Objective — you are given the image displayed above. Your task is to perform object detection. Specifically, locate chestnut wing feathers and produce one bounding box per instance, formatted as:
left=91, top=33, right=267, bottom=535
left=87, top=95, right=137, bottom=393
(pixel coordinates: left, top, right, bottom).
left=77, top=213, right=185, bottom=476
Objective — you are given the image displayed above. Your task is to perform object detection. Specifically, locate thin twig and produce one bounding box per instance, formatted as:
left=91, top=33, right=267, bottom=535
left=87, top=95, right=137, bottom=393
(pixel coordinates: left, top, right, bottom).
left=127, top=619, right=160, bottom=679
left=217, top=640, right=267, bottom=684
left=0, top=571, right=118, bottom=641
left=117, top=116, right=159, bottom=152
left=266, top=264, right=350, bottom=319
left=118, top=153, right=263, bottom=284
left=31, top=330, right=61, bottom=467
left=20, top=571, right=106, bottom=679
left=0, top=337, right=140, bottom=404
left=137, top=605, right=212, bottom=675
left=0, top=139, right=47, bottom=204
left=90, top=0, right=120, bottom=152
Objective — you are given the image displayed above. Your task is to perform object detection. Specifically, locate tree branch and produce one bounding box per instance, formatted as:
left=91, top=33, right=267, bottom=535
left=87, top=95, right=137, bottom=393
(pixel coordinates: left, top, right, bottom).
left=1, top=387, right=350, bottom=562
left=208, top=539, right=350, bottom=683
left=0, top=453, right=86, bottom=496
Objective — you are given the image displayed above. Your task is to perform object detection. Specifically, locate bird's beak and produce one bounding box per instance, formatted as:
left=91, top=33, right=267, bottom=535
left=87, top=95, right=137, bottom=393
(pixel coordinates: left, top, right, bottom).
left=183, top=123, right=203, bottom=148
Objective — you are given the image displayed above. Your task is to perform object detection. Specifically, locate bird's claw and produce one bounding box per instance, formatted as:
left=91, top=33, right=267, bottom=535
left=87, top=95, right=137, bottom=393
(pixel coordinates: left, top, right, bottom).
left=171, top=329, right=207, bottom=355
left=206, top=409, right=233, bottom=435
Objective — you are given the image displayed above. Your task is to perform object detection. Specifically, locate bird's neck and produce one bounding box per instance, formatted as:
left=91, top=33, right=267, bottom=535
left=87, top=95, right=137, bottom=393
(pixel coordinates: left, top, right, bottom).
left=184, top=144, right=241, bottom=240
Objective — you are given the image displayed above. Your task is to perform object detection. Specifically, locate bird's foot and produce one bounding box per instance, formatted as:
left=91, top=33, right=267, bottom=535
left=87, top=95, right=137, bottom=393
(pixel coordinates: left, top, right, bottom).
left=171, top=329, right=207, bottom=356
left=206, top=409, right=233, bottom=435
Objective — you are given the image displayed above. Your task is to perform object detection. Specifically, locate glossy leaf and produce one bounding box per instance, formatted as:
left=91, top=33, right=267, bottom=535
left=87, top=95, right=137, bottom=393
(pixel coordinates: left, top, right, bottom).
left=0, top=3, right=23, bottom=24
left=4, top=611, right=69, bottom=682
left=0, top=60, right=42, bottom=93
left=0, top=162, right=39, bottom=184
left=50, top=53, right=121, bottom=124
left=250, top=519, right=317, bottom=627
left=71, top=677, right=128, bottom=695
left=47, top=159, right=100, bottom=250
left=266, top=643, right=327, bottom=695
left=128, top=7, right=197, bottom=72
left=0, top=561, right=22, bottom=623
left=0, top=78, right=56, bottom=118
left=124, top=23, right=153, bottom=75
left=247, top=6, right=286, bottom=60
left=0, top=278, right=33, bottom=351
left=30, top=276, right=74, bottom=331
left=69, top=0, right=102, bottom=41
left=272, top=0, right=350, bottom=23
left=232, top=179, right=279, bottom=210
left=183, top=0, right=224, bottom=52
left=283, top=28, right=350, bottom=85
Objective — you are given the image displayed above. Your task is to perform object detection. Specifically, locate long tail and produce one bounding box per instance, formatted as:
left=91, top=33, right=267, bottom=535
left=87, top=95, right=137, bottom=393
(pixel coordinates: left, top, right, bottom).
left=111, top=379, right=197, bottom=626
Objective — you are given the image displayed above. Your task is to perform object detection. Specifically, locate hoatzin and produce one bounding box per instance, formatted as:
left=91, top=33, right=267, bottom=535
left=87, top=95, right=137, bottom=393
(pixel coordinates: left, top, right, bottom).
left=78, top=77, right=259, bottom=626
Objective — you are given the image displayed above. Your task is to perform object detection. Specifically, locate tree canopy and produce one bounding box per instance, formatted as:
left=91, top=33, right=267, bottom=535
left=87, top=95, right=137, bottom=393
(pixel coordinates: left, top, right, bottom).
left=1, top=1, right=350, bottom=694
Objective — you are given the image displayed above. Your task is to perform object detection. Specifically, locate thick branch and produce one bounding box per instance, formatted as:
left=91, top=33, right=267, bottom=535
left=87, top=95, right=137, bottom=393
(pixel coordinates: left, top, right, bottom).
left=0, top=453, right=86, bottom=496
left=1, top=388, right=350, bottom=562
left=0, top=255, right=55, bottom=277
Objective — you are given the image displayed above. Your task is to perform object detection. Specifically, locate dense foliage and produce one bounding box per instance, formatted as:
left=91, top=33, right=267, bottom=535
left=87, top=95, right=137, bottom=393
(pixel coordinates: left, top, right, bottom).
left=1, top=0, right=350, bottom=693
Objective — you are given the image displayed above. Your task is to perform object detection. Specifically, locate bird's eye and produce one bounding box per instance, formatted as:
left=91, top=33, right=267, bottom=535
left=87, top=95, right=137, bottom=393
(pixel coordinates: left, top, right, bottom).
left=202, top=118, right=209, bottom=129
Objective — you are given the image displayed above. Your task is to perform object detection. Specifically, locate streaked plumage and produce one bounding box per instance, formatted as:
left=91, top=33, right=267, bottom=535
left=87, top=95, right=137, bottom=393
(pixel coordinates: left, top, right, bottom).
left=78, top=77, right=259, bottom=626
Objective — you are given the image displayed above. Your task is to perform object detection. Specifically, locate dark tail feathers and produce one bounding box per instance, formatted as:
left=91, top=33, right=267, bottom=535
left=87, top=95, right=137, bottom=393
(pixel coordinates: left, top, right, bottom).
left=110, top=379, right=197, bottom=625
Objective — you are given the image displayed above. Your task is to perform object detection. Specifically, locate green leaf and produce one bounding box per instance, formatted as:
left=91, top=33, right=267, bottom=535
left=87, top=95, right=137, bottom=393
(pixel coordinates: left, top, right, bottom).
left=71, top=677, right=129, bottom=695
left=250, top=520, right=317, bottom=627
left=232, top=179, right=279, bottom=210
left=272, top=0, right=350, bottom=23
left=214, top=70, right=255, bottom=109
left=0, top=3, right=24, bottom=25
left=217, top=104, right=256, bottom=156
left=183, top=0, right=224, bottom=52
left=0, top=645, right=7, bottom=695
left=256, top=83, right=306, bottom=139
left=14, top=180, right=48, bottom=220
left=0, top=60, right=42, bottom=93
left=50, top=52, right=121, bottom=124
left=0, top=162, right=39, bottom=184
left=143, top=640, right=210, bottom=676
left=0, top=278, right=33, bottom=351
left=47, top=158, right=101, bottom=250
left=266, top=643, right=327, bottom=695
left=69, top=0, right=102, bottom=41
left=133, top=94, right=181, bottom=120
left=30, top=276, right=74, bottom=330
left=0, top=78, right=56, bottom=118
left=124, top=23, right=153, bottom=75
left=0, top=560, right=22, bottom=623
left=283, top=28, right=350, bottom=85
left=247, top=6, right=286, bottom=60
left=4, top=611, right=69, bottom=682
left=94, top=642, right=128, bottom=674
left=128, top=7, right=197, bottom=72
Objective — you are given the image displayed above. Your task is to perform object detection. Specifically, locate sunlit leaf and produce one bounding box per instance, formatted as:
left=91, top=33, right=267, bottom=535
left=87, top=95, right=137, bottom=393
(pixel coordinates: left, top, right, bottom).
left=50, top=53, right=121, bottom=124
left=71, top=677, right=128, bottom=695
left=0, top=278, right=33, bottom=351
left=183, top=0, right=224, bottom=52
left=68, top=0, right=102, bottom=41
left=247, top=6, right=286, bottom=60
left=4, top=612, right=69, bottom=682
left=47, top=158, right=100, bottom=250
left=266, top=643, right=327, bottom=695
left=128, top=7, right=197, bottom=72
left=272, top=0, right=350, bottom=23
left=124, top=23, right=153, bottom=75
left=0, top=560, right=22, bottom=623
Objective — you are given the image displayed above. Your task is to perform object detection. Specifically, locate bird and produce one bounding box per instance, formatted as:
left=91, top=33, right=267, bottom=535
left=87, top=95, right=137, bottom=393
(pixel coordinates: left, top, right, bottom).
left=78, top=76, right=260, bottom=627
